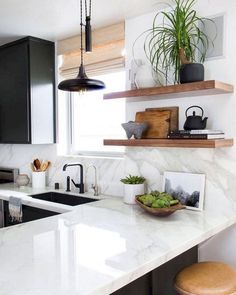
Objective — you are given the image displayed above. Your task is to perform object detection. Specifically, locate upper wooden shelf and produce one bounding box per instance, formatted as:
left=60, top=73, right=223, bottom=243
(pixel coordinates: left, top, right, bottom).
left=103, top=80, right=234, bottom=101
left=103, top=139, right=234, bottom=149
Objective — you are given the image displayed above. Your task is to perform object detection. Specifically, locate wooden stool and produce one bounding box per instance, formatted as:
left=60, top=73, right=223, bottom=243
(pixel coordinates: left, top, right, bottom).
left=174, top=262, right=236, bottom=295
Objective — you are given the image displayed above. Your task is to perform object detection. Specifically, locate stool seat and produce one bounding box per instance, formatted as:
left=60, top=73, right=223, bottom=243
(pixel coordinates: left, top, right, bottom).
left=174, top=262, right=236, bottom=295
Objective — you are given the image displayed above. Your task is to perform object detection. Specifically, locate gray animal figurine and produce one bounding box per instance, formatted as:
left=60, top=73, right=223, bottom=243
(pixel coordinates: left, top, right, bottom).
left=122, top=121, right=148, bottom=139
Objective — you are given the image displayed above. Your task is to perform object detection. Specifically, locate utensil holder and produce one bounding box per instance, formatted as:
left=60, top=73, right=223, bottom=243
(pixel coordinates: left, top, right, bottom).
left=32, top=171, right=46, bottom=189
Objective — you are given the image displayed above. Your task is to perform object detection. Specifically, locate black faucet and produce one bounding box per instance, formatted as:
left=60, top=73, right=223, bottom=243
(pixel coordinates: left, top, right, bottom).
left=63, top=163, right=85, bottom=193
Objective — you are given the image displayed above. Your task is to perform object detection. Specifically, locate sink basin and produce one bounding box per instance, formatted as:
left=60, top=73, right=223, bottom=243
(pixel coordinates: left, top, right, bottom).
left=30, top=192, right=98, bottom=206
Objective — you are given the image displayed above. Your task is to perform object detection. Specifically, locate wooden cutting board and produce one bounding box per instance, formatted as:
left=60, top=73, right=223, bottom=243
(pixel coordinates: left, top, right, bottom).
left=145, top=106, right=179, bottom=132
left=135, top=110, right=171, bottom=138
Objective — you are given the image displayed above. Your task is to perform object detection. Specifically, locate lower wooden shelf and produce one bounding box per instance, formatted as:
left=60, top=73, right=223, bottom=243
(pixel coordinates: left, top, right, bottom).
left=103, top=138, right=234, bottom=148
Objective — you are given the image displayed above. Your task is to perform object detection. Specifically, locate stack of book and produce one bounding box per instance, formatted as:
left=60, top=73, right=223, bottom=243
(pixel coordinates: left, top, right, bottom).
left=168, top=130, right=225, bottom=140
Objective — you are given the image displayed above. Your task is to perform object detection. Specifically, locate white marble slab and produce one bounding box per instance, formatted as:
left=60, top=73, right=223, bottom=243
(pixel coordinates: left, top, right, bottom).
left=0, top=184, right=236, bottom=295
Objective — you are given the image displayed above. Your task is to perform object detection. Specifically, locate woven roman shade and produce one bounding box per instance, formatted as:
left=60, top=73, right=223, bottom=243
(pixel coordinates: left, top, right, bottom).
left=58, top=22, right=125, bottom=78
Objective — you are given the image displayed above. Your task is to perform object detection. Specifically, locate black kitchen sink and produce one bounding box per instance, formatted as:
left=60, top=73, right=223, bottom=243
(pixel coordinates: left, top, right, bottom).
left=30, top=192, right=98, bottom=206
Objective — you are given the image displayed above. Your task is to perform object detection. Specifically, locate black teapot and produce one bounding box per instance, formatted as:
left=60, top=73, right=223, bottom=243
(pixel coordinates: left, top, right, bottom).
left=184, top=106, right=208, bottom=130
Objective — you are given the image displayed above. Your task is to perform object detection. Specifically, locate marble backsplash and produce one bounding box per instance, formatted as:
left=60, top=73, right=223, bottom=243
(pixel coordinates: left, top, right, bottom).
left=125, top=147, right=236, bottom=215
left=0, top=143, right=236, bottom=216
left=0, top=144, right=125, bottom=197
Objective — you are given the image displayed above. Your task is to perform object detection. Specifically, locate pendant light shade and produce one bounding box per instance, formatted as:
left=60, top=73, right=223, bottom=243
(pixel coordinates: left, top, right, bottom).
left=58, top=0, right=105, bottom=92
left=58, top=65, right=105, bottom=92
left=58, top=77, right=105, bottom=92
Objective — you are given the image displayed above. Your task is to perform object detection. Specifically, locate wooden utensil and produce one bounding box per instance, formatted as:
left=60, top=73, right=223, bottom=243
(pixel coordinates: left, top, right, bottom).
left=30, top=163, right=36, bottom=172
left=145, top=106, right=179, bottom=132
left=33, top=159, right=41, bottom=171
left=40, top=161, right=50, bottom=171
left=40, top=161, right=44, bottom=171
left=135, top=110, right=171, bottom=138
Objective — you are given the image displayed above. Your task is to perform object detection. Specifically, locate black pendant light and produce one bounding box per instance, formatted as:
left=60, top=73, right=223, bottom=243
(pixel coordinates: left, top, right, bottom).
left=58, top=0, right=105, bottom=92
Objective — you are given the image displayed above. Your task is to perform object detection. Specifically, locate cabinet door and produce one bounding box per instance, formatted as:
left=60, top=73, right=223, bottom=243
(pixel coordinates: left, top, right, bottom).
left=29, top=39, right=56, bottom=144
left=111, top=273, right=151, bottom=295
left=3, top=201, right=58, bottom=226
left=0, top=41, right=31, bottom=143
left=21, top=205, right=59, bottom=223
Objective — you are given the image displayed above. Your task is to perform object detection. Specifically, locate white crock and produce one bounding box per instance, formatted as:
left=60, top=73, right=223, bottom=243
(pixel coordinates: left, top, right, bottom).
left=32, top=171, right=46, bottom=189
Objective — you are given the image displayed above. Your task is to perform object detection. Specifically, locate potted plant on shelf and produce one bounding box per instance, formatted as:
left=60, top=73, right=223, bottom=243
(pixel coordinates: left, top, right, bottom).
left=120, top=175, right=146, bottom=204
left=134, top=0, right=215, bottom=85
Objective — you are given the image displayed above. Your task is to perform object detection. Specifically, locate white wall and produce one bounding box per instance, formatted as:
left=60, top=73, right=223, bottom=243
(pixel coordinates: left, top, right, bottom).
left=125, top=0, right=236, bottom=265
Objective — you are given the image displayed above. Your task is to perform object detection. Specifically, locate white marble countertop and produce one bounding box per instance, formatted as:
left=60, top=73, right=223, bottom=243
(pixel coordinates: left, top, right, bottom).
left=0, top=184, right=236, bottom=295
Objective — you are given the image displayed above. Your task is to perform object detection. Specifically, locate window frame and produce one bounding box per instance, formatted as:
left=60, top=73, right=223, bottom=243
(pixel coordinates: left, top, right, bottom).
left=65, top=92, right=125, bottom=159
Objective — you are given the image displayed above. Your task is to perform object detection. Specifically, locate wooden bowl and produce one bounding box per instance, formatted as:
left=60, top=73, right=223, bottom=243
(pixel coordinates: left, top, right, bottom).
left=135, top=196, right=185, bottom=217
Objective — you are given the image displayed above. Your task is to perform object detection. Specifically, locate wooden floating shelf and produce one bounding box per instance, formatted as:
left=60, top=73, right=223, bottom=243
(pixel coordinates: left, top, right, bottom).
left=103, top=139, right=234, bottom=148
left=104, top=80, right=234, bottom=101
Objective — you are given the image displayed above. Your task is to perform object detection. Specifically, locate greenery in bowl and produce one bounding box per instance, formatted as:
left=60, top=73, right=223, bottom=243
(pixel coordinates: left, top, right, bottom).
left=120, top=175, right=146, bottom=184
left=133, top=0, right=215, bottom=84
left=138, top=191, right=179, bottom=208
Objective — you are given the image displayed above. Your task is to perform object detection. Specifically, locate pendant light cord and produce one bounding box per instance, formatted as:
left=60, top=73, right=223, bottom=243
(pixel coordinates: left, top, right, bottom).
left=80, top=0, right=84, bottom=65
left=85, top=0, right=91, bottom=17
left=80, top=0, right=91, bottom=65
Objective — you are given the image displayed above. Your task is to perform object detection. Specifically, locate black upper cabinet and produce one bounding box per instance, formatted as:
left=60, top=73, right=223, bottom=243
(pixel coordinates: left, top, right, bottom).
left=0, top=36, right=56, bottom=144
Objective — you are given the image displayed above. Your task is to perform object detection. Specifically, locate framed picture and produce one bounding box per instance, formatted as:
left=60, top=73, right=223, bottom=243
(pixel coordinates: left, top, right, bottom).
left=199, top=13, right=226, bottom=61
left=162, top=172, right=205, bottom=211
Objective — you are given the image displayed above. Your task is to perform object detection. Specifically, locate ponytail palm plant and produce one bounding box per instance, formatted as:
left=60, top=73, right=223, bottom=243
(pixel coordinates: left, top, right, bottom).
left=135, top=0, right=215, bottom=84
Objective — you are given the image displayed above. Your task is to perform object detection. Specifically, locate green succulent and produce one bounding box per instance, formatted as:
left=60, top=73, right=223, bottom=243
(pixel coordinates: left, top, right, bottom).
left=150, top=190, right=161, bottom=198
left=138, top=190, right=179, bottom=208
left=120, top=174, right=146, bottom=184
left=152, top=199, right=170, bottom=208
left=139, top=194, right=156, bottom=206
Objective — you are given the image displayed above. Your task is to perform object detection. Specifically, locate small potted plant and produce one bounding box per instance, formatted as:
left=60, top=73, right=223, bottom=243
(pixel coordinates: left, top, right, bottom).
left=120, top=174, right=146, bottom=204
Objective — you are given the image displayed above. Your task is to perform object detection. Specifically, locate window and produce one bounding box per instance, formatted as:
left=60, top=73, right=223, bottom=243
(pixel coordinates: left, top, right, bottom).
left=70, top=71, right=126, bottom=156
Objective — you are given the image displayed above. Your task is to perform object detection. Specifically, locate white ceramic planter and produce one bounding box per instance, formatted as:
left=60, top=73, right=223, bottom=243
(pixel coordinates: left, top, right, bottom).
left=123, top=183, right=145, bottom=205
left=32, top=171, right=46, bottom=189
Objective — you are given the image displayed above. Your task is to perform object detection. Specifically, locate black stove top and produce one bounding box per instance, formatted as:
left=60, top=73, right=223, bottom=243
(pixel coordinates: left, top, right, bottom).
left=0, top=167, right=19, bottom=184
left=0, top=179, right=12, bottom=184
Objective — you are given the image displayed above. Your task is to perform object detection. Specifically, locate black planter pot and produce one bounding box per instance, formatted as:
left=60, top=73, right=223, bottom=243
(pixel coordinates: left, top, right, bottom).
left=179, top=63, right=204, bottom=84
